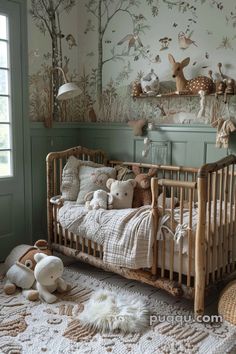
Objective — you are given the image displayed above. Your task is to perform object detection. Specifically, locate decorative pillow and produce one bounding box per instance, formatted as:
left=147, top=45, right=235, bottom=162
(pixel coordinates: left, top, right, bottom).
left=76, top=166, right=116, bottom=204
left=61, top=156, right=102, bottom=201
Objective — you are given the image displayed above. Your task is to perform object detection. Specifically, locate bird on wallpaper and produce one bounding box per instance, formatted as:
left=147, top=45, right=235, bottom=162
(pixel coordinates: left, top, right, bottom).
left=178, top=32, right=198, bottom=49
left=117, top=32, right=143, bottom=53
left=66, top=34, right=77, bottom=49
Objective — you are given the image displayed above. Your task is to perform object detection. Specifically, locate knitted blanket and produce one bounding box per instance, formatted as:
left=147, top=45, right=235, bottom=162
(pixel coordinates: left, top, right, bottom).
left=58, top=204, right=153, bottom=269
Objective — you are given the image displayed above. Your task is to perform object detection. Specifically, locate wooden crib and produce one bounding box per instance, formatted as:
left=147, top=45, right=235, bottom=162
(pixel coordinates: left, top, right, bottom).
left=46, top=146, right=236, bottom=316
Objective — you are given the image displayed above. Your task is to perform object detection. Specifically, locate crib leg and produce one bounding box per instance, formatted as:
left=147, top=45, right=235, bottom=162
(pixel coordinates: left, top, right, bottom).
left=194, top=176, right=207, bottom=317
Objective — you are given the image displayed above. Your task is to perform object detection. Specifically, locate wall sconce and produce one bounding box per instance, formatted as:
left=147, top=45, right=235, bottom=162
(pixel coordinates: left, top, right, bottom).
left=45, top=66, right=81, bottom=128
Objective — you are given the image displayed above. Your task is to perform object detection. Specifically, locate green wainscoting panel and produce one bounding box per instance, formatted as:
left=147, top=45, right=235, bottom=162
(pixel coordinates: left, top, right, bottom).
left=204, top=143, right=228, bottom=163
left=134, top=139, right=171, bottom=164
left=30, top=122, right=236, bottom=241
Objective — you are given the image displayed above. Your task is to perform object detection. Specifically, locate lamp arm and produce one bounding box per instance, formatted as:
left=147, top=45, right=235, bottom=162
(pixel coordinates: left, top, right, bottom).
left=52, top=66, right=68, bottom=83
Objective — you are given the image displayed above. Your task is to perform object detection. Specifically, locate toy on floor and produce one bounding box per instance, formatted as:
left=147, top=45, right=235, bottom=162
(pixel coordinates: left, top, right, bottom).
left=34, top=253, right=68, bottom=304
left=132, top=166, right=157, bottom=208
left=4, top=240, right=51, bottom=301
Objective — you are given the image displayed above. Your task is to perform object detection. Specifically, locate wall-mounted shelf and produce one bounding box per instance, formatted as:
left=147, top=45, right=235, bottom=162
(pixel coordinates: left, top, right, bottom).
left=133, top=92, right=235, bottom=99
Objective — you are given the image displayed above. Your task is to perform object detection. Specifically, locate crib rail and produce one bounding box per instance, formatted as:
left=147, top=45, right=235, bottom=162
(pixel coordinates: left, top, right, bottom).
left=150, top=177, right=197, bottom=288
left=195, top=154, right=236, bottom=315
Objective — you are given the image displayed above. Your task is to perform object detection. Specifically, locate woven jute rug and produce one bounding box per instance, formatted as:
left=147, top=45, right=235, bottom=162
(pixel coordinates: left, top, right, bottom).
left=0, top=267, right=235, bottom=354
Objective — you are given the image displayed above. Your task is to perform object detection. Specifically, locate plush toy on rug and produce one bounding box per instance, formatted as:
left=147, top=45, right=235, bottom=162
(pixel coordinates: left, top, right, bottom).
left=106, top=178, right=136, bottom=209
left=3, top=240, right=51, bottom=301
left=34, top=253, right=68, bottom=304
left=132, top=166, right=157, bottom=208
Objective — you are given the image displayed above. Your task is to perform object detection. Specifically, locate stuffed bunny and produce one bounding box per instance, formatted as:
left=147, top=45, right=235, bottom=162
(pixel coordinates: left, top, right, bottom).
left=132, top=166, right=157, bottom=208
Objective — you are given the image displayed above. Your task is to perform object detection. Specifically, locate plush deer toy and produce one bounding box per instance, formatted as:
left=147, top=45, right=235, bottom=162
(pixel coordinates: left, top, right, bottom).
left=168, top=54, right=214, bottom=94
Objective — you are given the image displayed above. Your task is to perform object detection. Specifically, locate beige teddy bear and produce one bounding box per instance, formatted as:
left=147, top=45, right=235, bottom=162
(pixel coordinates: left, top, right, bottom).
left=106, top=179, right=136, bottom=209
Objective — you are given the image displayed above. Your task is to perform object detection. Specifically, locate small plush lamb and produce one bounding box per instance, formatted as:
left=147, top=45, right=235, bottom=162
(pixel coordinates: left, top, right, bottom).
left=33, top=253, right=68, bottom=303
left=84, top=189, right=112, bottom=210
left=132, top=166, right=157, bottom=208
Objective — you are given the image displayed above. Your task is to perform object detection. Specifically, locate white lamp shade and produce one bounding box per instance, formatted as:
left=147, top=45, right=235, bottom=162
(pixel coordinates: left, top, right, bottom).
left=57, top=82, right=81, bottom=100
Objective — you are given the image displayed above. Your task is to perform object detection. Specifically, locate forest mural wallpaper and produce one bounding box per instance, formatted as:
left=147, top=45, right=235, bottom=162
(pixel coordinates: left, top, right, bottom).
left=28, top=0, right=236, bottom=124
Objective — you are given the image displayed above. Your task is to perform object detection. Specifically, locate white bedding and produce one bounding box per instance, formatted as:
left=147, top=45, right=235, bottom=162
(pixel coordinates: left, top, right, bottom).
left=58, top=202, right=153, bottom=269
left=57, top=200, right=234, bottom=272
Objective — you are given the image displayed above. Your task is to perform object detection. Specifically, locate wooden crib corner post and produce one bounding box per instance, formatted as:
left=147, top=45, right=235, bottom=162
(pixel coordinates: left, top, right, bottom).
left=194, top=172, right=207, bottom=317
left=151, top=177, right=159, bottom=276
left=46, top=153, right=54, bottom=248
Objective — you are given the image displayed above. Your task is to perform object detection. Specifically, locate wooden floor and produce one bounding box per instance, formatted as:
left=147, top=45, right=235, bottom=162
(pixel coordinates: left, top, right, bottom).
left=59, top=254, right=219, bottom=315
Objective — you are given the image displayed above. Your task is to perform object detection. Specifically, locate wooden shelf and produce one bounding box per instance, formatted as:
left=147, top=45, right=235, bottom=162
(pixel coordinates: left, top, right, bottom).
left=133, top=93, right=235, bottom=98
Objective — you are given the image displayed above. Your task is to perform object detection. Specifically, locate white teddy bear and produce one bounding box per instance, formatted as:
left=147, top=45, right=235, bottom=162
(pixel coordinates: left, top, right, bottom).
left=33, top=253, right=68, bottom=303
left=106, top=178, right=136, bottom=209
left=84, top=189, right=113, bottom=210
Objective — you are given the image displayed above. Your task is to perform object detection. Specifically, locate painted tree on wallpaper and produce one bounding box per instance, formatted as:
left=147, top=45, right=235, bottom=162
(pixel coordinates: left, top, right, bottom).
left=84, top=0, right=210, bottom=113
left=28, top=0, right=236, bottom=124
left=30, top=0, right=76, bottom=124
left=85, top=0, right=155, bottom=107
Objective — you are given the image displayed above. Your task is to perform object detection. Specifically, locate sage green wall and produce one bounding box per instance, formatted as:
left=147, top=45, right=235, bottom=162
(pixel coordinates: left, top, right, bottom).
left=30, top=123, right=235, bottom=241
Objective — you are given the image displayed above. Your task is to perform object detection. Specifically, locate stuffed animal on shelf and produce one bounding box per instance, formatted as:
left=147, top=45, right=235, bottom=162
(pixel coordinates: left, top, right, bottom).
left=3, top=240, right=51, bottom=301
left=131, top=80, right=142, bottom=97
left=34, top=253, right=68, bottom=304
left=168, top=54, right=214, bottom=94
left=84, top=189, right=113, bottom=210
left=106, top=178, right=136, bottom=209
left=132, top=166, right=157, bottom=208
left=140, top=69, right=160, bottom=95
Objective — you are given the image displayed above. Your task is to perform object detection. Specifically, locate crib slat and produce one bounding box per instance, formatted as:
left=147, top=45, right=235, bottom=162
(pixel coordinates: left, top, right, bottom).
left=178, top=187, right=184, bottom=284
left=169, top=187, right=175, bottom=281
left=59, top=224, right=63, bottom=245
left=229, top=164, right=234, bottom=272
left=223, top=167, right=229, bottom=274
left=53, top=205, right=57, bottom=244
left=187, top=188, right=193, bottom=287
left=59, top=158, right=63, bottom=186
left=99, top=245, right=103, bottom=259
left=212, top=172, right=218, bottom=282
left=219, top=169, right=224, bottom=278
left=53, top=159, right=57, bottom=195
left=64, top=228, right=68, bottom=247
left=70, top=232, right=73, bottom=248
left=75, top=235, right=79, bottom=251
left=93, top=242, right=97, bottom=257
left=234, top=165, right=236, bottom=269
left=82, top=237, right=85, bottom=253
left=206, top=173, right=212, bottom=285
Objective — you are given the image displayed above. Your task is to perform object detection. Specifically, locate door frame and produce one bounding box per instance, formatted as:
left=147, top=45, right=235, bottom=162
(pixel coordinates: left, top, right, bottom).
left=19, top=0, right=32, bottom=243
left=2, top=0, right=32, bottom=245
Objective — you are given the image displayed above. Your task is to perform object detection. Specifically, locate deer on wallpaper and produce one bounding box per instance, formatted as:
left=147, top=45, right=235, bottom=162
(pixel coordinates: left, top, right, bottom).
left=168, top=54, right=215, bottom=94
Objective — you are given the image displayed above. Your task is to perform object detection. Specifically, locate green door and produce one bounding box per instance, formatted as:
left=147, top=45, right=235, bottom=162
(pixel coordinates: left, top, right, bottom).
left=0, top=1, right=28, bottom=260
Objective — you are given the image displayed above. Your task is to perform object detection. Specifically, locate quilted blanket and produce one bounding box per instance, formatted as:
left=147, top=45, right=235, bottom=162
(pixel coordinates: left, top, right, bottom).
left=58, top=203, right=154, bottom=269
